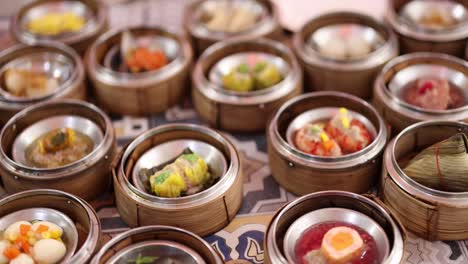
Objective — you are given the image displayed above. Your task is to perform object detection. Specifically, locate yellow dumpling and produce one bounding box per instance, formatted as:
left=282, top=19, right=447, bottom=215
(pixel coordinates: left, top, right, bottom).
left=150, top=166, right=187, bottom=198
left=175, top=154, right=209, bottom=186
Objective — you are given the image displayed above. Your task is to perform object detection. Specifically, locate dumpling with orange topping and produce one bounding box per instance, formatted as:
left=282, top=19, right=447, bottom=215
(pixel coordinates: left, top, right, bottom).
left=294, top=123, right=342, bottom=157
left=325, top=108, right=372, bottom=154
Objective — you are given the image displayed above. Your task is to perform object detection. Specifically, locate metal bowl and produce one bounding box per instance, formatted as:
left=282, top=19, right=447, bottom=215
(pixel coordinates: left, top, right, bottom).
left=0, top=52, right=75, bottom=102
left=190, top=0, right=269, bottom=39
left=399, top=0, right=468, bottom=32
left=264, top=191, right=405, bottom=264
left=12, top=0, right=102, bottom=45
left=387, top=63, right=468, bottom=114
left=0, top=207, right=78, bottom=263
left=11, top=115, right=103, bottom=170
left=306, top=23, right=386, bottom=61
left=283, top=208, right=390, bottom=264
left=106, top=240, right=206, bottom=264
left=208, top=51, right=290, bottom=96
left=131, top=139, right=228, bottom=195
left=286, top=107, right=377, bottom=159
left=91, top=226, right=223, bottom=264
left=103, top=35, right=180, bottom=74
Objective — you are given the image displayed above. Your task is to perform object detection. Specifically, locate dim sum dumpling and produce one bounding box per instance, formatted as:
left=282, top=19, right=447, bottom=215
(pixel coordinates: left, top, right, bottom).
left=0, top=240, right=11, bottom=264
left=4, top=221, right=31, bottom=241
left=346, top=35, right=371, bottom=58
left=33, top=238, right=67, bottom=264
left=32, top=221, right=63, bottom=236
left=10, top=254, right=34, bottom=264
left=319, top=36, right=347, bottom=59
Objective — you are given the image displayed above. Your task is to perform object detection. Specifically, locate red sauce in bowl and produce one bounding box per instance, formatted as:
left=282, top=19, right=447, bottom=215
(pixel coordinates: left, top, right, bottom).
left=295, top=222, right=379, bottom=264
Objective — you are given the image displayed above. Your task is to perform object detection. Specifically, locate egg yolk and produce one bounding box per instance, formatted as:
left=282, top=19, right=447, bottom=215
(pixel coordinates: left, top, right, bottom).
left=330, top=232, right=354, bottom=250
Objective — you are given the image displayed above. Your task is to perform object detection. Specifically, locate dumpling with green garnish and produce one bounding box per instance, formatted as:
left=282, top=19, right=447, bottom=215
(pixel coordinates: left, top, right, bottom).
left=222, top=64, right=254, bottom=92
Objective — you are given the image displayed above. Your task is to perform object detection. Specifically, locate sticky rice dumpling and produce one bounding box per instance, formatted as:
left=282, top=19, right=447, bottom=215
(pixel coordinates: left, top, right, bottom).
left=403, top=133, right=468, bottom=192
left=143, top=151, right=212, bottom=198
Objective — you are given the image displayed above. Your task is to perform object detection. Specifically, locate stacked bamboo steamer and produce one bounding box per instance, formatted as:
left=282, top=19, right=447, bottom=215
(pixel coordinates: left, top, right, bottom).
left=387, top=0, right=468, bottom=57
left=10, top=0, right=108, bottom=55
left=293, top=12, right=399, bottom=98
left=184, top=0, right=282, bottom=56
left=381, top=121, right=468, bottom=241
left=192, top=38, right=302, bottom=132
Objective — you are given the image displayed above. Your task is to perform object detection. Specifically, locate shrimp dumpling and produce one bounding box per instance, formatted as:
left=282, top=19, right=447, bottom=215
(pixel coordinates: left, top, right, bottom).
left=347, top=35, right=371, bottom=58
left=10, top=254, right=34, bottom=264
left=4, top=221, right=31, bottom=241
left=33, top=238, right=67, bottom=264
left=0, top=240, right=11, bottom=264
left=319, top=36, right=347, bottom=60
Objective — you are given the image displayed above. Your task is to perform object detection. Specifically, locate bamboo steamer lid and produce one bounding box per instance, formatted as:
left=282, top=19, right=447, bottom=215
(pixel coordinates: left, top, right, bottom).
left=192, top=37, right=303, bottom=132
left=293, top=11, right=398, bottom=99
left=10, top=0, right=108, bottom=55
left=264, top=191, right=406, bottom=264
left=0, top=99, right=116, bottom=201
left=386, top=0, right=468, bottom=57
left=91, top=225, right=223, bottom=264
left=0, top=189, right=101, bottom=263
left=373, top=52, right=468, bottom=135
left=86, top=26, right=193, bottom=116
left=267, top=91, right=387, bottom=195
left=0, top=42, right=86, bottom=125
left=183, top=0, right=282, bottom=56
left=381, top=120, right=468, bottom=240
left=113, top=123, right=243, bottom=237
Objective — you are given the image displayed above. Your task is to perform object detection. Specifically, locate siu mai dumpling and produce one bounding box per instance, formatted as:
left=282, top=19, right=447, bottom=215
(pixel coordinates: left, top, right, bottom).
left=325, top=108, right=372, bottom=154
left=150, top=165, right=187, bottom=198
left=222, top=64, right=254, bottom=92
left=174, top=153, right=210, bottom=187
left=253, top=62, right=283, bottom=89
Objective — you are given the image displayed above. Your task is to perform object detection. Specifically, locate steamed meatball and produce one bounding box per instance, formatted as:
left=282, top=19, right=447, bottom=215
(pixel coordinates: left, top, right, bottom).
left=10, top=254, right=34, bottom=264
left=4, top=221, right=31, bottom=241
left=0, top=240, right=11, bottom=264
left=33, top=238, right=67, bottom=264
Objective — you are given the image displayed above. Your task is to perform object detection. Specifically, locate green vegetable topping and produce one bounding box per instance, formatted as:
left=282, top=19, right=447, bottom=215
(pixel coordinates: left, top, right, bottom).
left=254, top=61, right=267, bottom=72
left=182, top=153, right=199, bottom=163
left=128, top=253, right=158, bottom=264
left=310, top=125, right=321, bottom=134
left=153, top=171, right=171, bottom=184
left=237, top=64, right=249, bottom=74
left=50, top=130, right=68, bottom=147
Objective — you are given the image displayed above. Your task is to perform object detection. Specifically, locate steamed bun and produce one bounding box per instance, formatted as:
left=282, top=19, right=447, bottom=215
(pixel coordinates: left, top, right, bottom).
left=33, top=238, right=66, bottom=264
left=10, top=254, right=34, bottom=264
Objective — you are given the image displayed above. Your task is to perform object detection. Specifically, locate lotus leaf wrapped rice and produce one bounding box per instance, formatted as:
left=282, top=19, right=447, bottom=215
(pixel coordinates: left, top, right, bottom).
left=149, top=152, right=211, bottom=198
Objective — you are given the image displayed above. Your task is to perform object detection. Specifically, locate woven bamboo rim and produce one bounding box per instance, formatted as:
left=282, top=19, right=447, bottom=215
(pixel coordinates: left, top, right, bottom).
left=0, top=189, right=101, bottom=263
left=381, top=120, right=468, bottom=240
left=373, top=52, right=468, bottom=134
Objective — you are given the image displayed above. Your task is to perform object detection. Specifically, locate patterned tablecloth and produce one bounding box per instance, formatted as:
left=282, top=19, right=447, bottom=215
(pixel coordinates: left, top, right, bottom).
left=0, top=1, right=468, bottom=263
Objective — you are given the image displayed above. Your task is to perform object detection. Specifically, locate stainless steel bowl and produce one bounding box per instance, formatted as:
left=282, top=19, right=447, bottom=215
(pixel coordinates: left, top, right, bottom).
left=0, top=207, right=78, bottom=263
left=0, top=52, right=74, bottom=102
left=189, top=0, right=272, bottom=40
left=283, top=208, right=390, bottom=263
left=208, top=51, right=290, bottom=96
left=103, top=35, right=180, bottom=74
left=265, top=191, right=405, bottom=264
left=11, top=115, right=104, bottom=170
left=306, top=23, right=385, bottom=61
left=399, top=0, right=468, bottom=32
left=131, top=139, right=228, bottom=195
left=106, top=240, right=206, bottom=264
left=285, top=107, right=377, bottom=159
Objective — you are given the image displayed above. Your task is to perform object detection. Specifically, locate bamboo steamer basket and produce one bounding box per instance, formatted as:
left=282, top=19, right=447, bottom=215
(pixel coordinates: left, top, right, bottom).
left=264, top=191, right=406, bottom=264
left=0, top=189, right=101, bottom=263
left=113, top=123, right=243, bottom=237
left=184, top=0, right=282, bottom=56
left=381, top=120, right=468, bottom=241
left=192, top=38, right=302, bottom=132
left=91, top=225, right=223, bottom=264
left=267, top=92, right=387, bottom=195
left=86, top=26, right=193, bottom=116
left=373, top=52, right=468, bottom=135
left=0, top=99, right=116, bottom=201
left=387, top=0, right=468, bottom=57
left=0, top=42, right=86, bottom=125
left=10, top=0, right=108, bottom=55
left=293, top=12, right=398, bottom=99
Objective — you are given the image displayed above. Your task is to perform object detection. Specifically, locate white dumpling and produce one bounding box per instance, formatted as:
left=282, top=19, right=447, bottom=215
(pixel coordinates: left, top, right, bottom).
left=4, top=221, right=31, bottom=241
left=319, top=36, right=347, bottom=59
left=32, top=221, right=63, bottom=235
left=346, top=35, right=372, bottom=58
left=0, top=240, right=11, bottom=264
left=10, top=254, right=34, bottom=264
left=33, top=239, right=66, bottom=264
